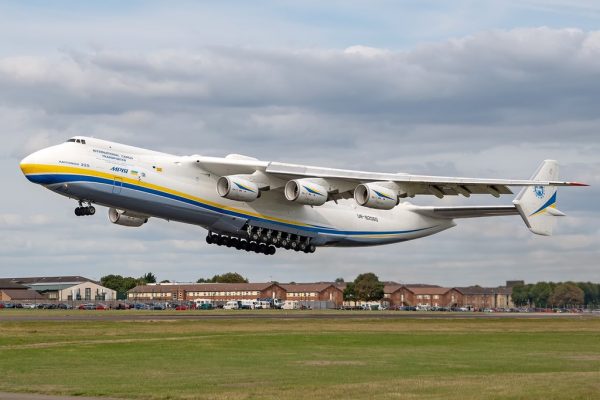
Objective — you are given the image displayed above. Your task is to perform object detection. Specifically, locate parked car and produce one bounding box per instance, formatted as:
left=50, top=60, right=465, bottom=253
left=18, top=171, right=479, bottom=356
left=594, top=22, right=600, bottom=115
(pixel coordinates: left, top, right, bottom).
left=0, top=303, right=4, bottom=309
left=175, top=304, right=189, bottom=310
left=78, top=303, right=95, bottom=310
left=95, top=304, right=109, bottom=310
left=198, top=303, right=213, bottom=310
left=57, top=303, right=73, bottom=309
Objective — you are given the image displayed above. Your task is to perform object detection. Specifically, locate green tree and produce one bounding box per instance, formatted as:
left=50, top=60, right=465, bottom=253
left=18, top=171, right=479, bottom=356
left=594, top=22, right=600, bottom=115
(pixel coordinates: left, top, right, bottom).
left=335, top=277, right=345, bottom=283
left=343, top=282, right=356, bottom=303
left=353, top=273, right=384, bottom=302
left=140, top=272, right=157, bottom=284
left=123, top=277, right=141, bottom=292
left=100, top=274, right=125, bottom=293
left=196, top=272, right=248, bottom=283
left=530, top=282, right=553, bottom=308
left=511, top=283, right=532, bottom=307
left=100, top=274, right=144, bottom=300
left=550, top=283, right=584, bottom=307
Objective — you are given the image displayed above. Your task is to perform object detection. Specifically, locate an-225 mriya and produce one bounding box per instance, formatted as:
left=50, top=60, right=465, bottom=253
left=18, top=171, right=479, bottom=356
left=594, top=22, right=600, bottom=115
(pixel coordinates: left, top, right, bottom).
left=20, top=137, right=587, bottom=255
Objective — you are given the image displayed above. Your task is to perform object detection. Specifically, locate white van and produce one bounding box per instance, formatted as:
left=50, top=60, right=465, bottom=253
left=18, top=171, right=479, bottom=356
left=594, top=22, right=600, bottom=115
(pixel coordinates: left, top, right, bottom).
left=223, top=301, right=240, bottom=310
left=255, top=300, right=271, bottom=309
left=282, top=300, right=299, bottom=310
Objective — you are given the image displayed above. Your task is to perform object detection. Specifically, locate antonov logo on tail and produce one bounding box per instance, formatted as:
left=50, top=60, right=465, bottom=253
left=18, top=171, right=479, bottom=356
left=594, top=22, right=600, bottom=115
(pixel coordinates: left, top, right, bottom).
left=19, top=137, right=588, bottom=256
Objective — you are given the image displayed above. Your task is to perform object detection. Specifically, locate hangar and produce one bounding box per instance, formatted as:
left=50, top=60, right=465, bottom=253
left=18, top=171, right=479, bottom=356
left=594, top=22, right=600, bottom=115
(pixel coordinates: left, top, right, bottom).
left=1, top=276, right=117, bottom=301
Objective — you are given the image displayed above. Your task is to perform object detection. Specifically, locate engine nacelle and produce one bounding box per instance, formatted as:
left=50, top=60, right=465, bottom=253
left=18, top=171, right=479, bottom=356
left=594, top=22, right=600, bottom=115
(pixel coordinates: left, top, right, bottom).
left=354, top=183, right=398, bottom=210
left=217, top=176, right=259, bottom=202
left=108, top=208, right=148, bottom=227
left=284, top=180, right=328, bottom=206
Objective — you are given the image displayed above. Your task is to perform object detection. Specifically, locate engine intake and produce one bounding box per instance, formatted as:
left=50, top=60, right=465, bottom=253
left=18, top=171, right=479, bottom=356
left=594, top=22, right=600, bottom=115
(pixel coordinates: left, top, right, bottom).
left=354, top=183, right=398, bottom=210
left=217, top=176, right=259, bottom=202
left=108, top=208, right=148, bottom=227
left=284, top=180, right=328, bottom=206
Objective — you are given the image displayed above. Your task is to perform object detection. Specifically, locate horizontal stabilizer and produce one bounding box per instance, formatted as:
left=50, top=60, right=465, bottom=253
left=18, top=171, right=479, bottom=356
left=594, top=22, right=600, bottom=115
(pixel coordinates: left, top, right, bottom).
left=414, top=206, right=518, bottom=219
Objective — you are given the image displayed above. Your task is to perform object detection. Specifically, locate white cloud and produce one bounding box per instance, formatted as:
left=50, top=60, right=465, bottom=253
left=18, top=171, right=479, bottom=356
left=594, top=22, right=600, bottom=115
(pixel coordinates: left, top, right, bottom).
left=1, top=27, right=599, bottom=285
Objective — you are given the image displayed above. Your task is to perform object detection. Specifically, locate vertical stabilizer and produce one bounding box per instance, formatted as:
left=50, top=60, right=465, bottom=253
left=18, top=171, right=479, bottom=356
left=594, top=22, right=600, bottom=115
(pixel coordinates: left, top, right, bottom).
left=513, top=160, right=564, bottom=236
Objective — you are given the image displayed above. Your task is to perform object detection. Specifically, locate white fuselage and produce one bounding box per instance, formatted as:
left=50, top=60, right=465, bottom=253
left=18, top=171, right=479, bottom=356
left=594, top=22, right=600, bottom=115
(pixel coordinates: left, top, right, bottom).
left=19, top=137, right=455, bottom=248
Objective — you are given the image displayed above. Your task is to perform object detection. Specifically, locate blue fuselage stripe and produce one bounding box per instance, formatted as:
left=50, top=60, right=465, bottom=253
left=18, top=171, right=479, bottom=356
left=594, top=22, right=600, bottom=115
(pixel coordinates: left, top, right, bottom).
left=26, top=173, right=435, bottom=236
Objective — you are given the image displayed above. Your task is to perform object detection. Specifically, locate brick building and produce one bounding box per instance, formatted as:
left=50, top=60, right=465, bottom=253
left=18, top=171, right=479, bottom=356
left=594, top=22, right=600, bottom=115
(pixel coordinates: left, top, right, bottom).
left=128, top=282, right=287, bottom=303
left=281, top=283, right=343, bottom=306
left=127, top=282, right=344, bottom=307
left=455, top=286, right=514, bottom=309
left=383, top=285, right=462, bottom=308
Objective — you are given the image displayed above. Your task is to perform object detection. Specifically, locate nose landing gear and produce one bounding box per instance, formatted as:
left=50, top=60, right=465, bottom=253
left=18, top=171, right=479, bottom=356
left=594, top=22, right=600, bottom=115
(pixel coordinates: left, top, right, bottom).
left=74, top=201, right=95, bottom=216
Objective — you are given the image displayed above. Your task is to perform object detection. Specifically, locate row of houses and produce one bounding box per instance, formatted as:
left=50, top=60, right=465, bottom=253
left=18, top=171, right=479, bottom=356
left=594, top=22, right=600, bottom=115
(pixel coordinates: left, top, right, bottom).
left=128, top=281, right=518, bottom=309
left=0, top=275, right=518, bottom=309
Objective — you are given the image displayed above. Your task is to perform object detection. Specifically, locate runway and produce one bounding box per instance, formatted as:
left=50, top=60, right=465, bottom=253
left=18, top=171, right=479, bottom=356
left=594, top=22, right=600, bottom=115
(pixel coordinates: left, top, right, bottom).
left=1, top=310, right=597, bottom=322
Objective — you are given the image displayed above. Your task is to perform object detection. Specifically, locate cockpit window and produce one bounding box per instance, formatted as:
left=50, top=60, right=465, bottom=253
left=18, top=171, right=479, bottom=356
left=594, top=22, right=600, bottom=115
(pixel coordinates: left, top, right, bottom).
left=66, top=138, right=86, bottom=144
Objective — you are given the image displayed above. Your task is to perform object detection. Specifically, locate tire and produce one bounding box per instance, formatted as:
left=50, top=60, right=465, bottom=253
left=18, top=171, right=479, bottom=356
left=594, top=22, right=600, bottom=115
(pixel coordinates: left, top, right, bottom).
left=88, top=206, right=96, bottom=215
left=206, top=235, right=213, bottom=244
left=74, top=207, right=81, bottom=216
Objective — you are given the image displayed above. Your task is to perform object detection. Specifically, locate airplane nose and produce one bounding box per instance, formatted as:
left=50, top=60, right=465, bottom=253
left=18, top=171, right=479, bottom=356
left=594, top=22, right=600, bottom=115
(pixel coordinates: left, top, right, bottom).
left=20, top=149, right=47, bottom=180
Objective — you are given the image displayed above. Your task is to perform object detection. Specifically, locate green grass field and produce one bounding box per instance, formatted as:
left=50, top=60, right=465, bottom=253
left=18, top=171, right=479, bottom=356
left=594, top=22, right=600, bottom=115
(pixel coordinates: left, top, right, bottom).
left=0, top=311, right=599, bottom=399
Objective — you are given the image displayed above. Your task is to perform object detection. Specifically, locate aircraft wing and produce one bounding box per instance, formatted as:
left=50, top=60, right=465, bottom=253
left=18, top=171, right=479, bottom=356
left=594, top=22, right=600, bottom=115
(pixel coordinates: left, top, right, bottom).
left=190, top=157, right=586, bottom=199
left=264, top=161, right=586, bottom=198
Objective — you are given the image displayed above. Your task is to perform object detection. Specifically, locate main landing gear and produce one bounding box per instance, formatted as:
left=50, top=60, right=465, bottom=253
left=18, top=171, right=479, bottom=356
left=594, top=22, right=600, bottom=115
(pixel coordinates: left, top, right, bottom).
left=74, top=201, right=95, bottom=216
left=205, top=226, right=317, bottom=256
left=206, top=233, right=276, bottom=255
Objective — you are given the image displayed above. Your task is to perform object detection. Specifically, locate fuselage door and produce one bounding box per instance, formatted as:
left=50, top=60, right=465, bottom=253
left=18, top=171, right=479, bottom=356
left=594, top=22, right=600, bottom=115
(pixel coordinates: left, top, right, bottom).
left=113, top=177, right=123, bottom=194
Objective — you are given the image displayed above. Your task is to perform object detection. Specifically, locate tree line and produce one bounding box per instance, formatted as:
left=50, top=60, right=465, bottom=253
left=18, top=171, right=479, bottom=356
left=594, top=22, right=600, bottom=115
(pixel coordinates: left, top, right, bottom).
left=100, top=272, right=250, bottom=299
left=511, top=282, right=600, bottom=308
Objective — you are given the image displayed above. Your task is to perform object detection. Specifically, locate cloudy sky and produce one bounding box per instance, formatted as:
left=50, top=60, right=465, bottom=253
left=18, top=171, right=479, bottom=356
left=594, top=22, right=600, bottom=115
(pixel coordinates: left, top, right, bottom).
left=1, top=1, right=599, bottom=286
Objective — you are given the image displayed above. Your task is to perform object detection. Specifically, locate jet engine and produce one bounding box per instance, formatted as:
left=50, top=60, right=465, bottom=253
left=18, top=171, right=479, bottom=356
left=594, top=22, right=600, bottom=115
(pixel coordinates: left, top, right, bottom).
left=217, top=176, right=259, bottom=202
left=108, top=208, right=148, bottom=227
left=284, top=179, right=328, bottom=206
left=354, top=183, right=398, bottom=210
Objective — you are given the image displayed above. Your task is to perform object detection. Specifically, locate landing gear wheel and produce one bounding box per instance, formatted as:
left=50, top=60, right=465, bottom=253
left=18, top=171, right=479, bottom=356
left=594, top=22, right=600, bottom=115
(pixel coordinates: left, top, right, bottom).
left=309, top=245, right=316, bottom=253
left=88, top=206, right=95, bottom=215
left=206, top=235, right=213, bottom=244
left=258, top=243, right=267, bottom=254
left=268, top=246, right=276, bottom=255
left=74, top=207, right=81, bottom=216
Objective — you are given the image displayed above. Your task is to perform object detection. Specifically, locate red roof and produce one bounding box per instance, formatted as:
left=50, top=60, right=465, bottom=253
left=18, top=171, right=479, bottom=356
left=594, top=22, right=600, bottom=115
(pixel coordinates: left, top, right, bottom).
left=280, top=283, right=338, bottom=293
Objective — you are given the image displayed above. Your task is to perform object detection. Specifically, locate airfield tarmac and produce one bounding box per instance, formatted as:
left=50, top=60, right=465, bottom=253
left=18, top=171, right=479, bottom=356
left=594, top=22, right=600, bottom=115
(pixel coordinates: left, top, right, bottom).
left=0, top=310, right=597, bottom=322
